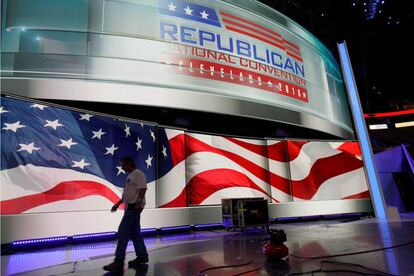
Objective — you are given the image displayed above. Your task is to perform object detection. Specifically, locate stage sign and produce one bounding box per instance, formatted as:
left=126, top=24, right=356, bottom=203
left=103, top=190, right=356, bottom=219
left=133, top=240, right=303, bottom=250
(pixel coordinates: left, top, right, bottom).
left=3, top=0, right=353, bottom=138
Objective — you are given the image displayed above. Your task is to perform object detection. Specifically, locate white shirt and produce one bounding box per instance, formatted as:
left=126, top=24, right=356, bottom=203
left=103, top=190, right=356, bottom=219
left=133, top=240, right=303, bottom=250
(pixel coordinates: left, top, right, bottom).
left=122, top=169, right=147, bottom=207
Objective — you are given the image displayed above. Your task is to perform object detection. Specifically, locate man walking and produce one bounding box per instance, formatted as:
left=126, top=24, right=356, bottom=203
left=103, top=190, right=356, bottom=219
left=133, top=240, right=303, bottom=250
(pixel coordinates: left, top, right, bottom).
left=104, top=157, right=149, bottom=273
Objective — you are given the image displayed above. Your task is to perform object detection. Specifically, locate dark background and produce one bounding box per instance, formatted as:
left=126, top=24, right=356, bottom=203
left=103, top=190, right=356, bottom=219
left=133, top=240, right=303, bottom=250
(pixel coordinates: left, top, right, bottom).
left=259, top=0, right=414, bottom=113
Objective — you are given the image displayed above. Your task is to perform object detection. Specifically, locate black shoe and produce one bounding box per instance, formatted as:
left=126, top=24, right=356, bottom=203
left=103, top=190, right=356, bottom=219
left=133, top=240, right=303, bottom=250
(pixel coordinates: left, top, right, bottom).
left=128, top=256, right=149, bottom=266
left=103, top=261, right=124, bottom=273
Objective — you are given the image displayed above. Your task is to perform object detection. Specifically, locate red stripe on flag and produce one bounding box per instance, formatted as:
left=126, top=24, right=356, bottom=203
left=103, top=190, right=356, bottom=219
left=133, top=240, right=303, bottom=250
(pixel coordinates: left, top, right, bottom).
left=337, top=142, right=362, bottom=157
left=286, top=141, right=309, bottom=161
left=267, top=141, right=289, bottom=162
left=342, top=190, right=370, bottom=199
left=284, top=45, right=302, bottom=56
left=169, top=133, right=186, bottom=166
left=220, top=11, right=283, bottom=38
left=0, top=181, right=121, bottom=214
left=224, top=137, right=268, bottom=157
left=286, top=52, right=304, bottom=62
left=186, top=135, right=270, bottom=184
left=188, top=168, right=277, bottom=205
left=283, top=39, right=300, bottom=50
left=222, top=18, right=283, bottom=44
left=186, top=135, right=291, bottom=195
left=290, top=152, right=364, bottom=200
left=160, top=187, right=187, bottom=208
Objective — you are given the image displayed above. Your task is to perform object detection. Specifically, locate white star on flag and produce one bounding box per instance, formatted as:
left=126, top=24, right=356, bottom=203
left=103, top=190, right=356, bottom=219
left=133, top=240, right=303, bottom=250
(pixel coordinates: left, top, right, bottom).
left=136, top=137, right=143, bottom=150
left=79, top=113, right=93, bottom=121
left=0, top=106, right=8, bottom=114
left=71, top=158, right=90, bottom=169
left=167, top=2, right=176, bottom=11
left=139, top=123, right=144, bottom=128
left=105, top=144, right=118, bottom=155
left=44, top=119, right=63, bottom=130
left=17, top=142, right=40, bottom=154
left=124, top=124, right=131, bottom=137
left=150, top=130, right=156, bottom=142
left=267, top=80, right=273, bottom=87
left=184, top=6, right=193, bottom=15
left=30, top=104, right=47, bottom=110
left=145, top=154, right=153, bottom=168
left=200, top=10, right=209, bottom=19
left=58, top=138, right=77, bottom=149
left=92, top=128, right=106, bottom=139
left=116, top=166, right=126, bottom=176
left=162, top=145, right=168, bottom=159
left=2, top=121, right=26, bottom=132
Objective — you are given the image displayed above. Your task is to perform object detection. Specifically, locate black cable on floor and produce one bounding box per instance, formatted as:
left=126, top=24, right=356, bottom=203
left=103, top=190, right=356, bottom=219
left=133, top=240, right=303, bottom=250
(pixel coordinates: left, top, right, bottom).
left=290, top=268, right=390, bottom=275
left=320, top=261, right=396, bottom=276
left=288, top=239, right=414, bottom=260
left=231, top=239, right=414, bottom=276
left=290, top=260, right=398, bottom=276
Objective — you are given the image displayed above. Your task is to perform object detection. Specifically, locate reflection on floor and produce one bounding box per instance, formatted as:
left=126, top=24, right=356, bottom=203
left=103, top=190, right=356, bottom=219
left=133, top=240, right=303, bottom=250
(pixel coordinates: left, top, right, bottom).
left=2, top=215, right=414, bottom=275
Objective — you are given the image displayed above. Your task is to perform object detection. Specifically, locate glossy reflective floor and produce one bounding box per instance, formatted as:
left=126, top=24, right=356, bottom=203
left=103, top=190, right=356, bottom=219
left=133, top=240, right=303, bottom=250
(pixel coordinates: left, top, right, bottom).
left=2, top=214, right=414, bottom=275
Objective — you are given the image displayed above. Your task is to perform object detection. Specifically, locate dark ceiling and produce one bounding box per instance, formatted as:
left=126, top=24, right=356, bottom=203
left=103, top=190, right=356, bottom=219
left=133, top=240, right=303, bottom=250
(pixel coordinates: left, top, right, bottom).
left=259, top=0, right=414, bottom=113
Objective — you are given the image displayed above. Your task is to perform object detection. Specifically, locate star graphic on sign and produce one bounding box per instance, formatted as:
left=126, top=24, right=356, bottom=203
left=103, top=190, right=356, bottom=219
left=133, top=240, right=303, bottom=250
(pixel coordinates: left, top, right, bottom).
left=200, top=10, right=209, bottom=19
left=162, top=145, right=168, bottom=159
left=30, top=104, right=47, bottom=110
left=71, top=158, right=90, bottom=169
left=92, top=128, right=106, bottom=139
left=58, top=138, right=77, bottom=149
left=79, top=113, right=93, bottom=121
left=17, top=142, right=40, bottom=154
left=44, top=119, right=63, bottom=130
left=116, top=166, right=126, bottom=176
left=105, top=144, right=118, bottom=155
left=2, top=121, right=26, bottom=132
left=184, top=6, right=193, bottom=15
left=136, top=137, right=143, bottom=150
left=0, top=106, right=8, bottom=114
left=145, top=154, right=153, bottom=168
left=167, top=2, right=176, bottom=11
left=139, top=122, right=144, bottom=128
left=124, top=124, right=131, bottom=137
left=150, top=130, right=156, bottom=142
left=267, top=80, right=273, bottom=87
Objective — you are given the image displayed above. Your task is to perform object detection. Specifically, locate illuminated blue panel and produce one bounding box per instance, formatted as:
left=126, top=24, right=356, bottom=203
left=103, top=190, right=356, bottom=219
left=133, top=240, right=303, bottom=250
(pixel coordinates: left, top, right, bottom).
left=337, top=42, right=387, bottom=219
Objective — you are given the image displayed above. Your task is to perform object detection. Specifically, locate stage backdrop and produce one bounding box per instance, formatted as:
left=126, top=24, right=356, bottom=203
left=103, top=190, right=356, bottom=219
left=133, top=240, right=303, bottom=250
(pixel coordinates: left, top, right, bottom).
left=1, top=96, right=370, bottom=216
left=1, top=96, right=157, bottom=214
left=287, top=140, right=370, bottom=201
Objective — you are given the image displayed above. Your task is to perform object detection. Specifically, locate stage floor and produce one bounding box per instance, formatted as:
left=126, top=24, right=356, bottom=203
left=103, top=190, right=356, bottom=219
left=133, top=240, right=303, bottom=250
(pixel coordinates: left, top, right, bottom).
left=2, top=214, right=414, bottom=275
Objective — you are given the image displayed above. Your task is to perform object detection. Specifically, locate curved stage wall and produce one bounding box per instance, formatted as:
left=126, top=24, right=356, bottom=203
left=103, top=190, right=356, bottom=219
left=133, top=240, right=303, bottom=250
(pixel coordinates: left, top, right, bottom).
left=1, top=95, right=372, bottom=243
left=1, top=0, right=371, bottom=243
left=2, top=0, right=353, bottom=139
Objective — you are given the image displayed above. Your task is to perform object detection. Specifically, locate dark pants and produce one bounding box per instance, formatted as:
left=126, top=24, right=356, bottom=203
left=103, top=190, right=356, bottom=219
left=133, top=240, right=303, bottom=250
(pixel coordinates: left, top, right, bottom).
left=115, top=207, right=148, bottom=263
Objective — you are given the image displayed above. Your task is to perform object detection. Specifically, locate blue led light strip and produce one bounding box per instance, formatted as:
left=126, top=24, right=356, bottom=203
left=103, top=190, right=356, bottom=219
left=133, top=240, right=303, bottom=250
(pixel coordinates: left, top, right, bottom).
left=337, top=41, right=388, bottom=219
left=12, top=236, right=68, bottom=246
left=72, top=231, right=117, bottom=240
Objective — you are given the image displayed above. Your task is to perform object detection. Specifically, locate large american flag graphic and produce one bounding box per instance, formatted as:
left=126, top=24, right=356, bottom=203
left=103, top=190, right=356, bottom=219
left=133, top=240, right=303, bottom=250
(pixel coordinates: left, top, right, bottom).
left=1, top=96, right=157, bottom=214
left=158, top=131, right=370, bottom=207
left=1, top=96, right=370, bottom=214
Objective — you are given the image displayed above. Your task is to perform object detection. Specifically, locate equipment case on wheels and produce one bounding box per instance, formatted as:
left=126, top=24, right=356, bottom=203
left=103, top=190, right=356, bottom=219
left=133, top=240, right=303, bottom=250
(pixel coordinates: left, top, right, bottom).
left=222, top=197, right=269, bottom=232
